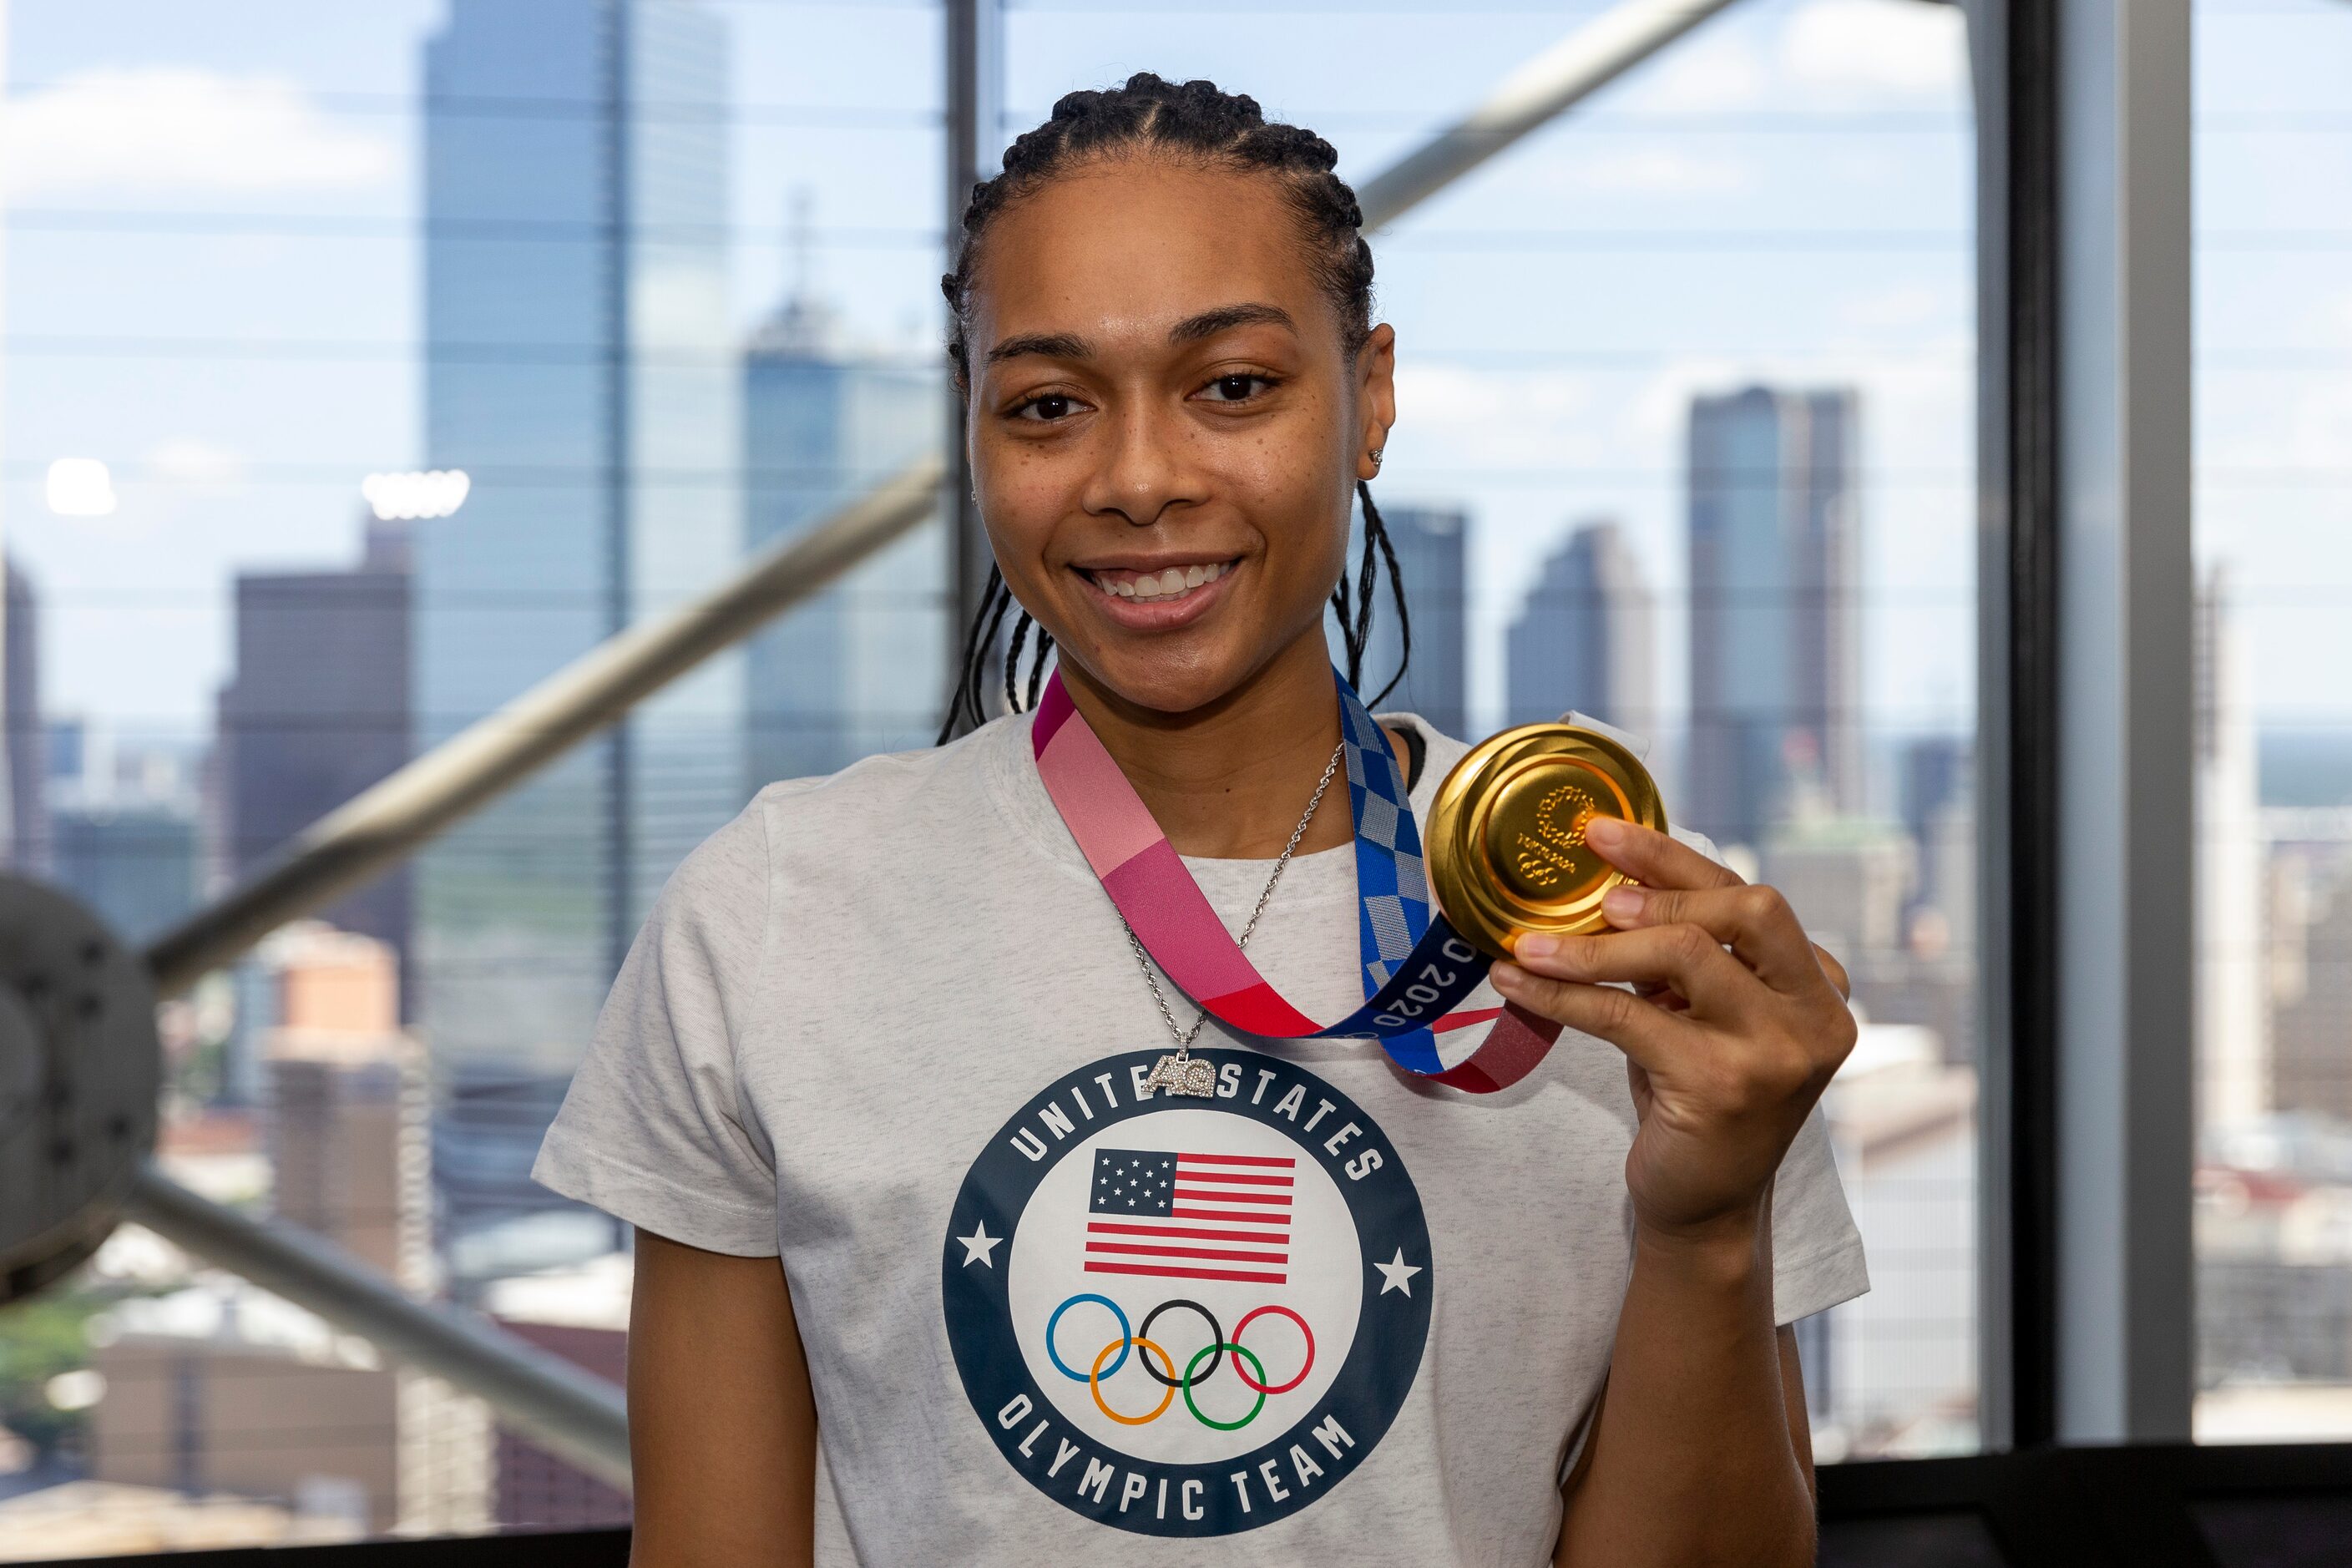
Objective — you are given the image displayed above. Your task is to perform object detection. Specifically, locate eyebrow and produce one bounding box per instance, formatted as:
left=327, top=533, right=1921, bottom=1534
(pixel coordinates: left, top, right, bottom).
left=985, top=331, right=1091, bottom=366
left=1167, top=302, right=1296, bottom=345
left=982, top=303, right=1298, bottom=366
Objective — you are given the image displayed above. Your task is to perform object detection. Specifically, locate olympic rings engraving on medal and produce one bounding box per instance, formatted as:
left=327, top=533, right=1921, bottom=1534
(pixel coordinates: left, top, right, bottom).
left=1090, top=1336, right=1177, bottom=1426
left=1046, top=1293, right=1130, bottom=1382
left=1136, top=1299, right=1224, bottom=1388
left=1183, top=1343, right=1267, bottom=1432
left=1231, top=1304, right=1317, bottom=1395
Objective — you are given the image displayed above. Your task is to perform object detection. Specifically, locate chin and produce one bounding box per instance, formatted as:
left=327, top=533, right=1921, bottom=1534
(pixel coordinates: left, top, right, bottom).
left=1065, top=635, right=1257, bottom=718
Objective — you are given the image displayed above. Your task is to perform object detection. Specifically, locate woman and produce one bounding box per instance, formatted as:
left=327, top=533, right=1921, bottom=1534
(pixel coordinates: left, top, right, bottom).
left=538, top=74, right=1865, bottom=1566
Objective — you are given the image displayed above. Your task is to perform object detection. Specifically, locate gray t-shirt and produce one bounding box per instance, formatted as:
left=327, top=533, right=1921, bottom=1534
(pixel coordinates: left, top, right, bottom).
left=534, top=711, right=1868, bottom=1565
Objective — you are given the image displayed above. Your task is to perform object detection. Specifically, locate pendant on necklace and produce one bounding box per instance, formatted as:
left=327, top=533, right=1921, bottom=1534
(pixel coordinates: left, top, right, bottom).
left=1141, top=1048, right=1217, bottom=1099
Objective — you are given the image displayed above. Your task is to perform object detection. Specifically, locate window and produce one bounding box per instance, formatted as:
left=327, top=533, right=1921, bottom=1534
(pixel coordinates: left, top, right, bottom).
left=1004, top=0, right=1982, bottom=1459
left=0, top=0, right=1990, bottom=1554
left=2192, top=0, right=2352, bottom=1445
left=1, top=0, right=945, bottom=1545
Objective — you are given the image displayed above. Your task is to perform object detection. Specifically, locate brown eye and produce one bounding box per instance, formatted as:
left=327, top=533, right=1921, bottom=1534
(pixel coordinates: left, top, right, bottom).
left=1200, top=373, right=1273, bottom=403
left=1016, top=393, right=1075, bottom=422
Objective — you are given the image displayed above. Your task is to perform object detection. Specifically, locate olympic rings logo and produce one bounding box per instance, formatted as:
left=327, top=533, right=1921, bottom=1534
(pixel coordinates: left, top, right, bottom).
left=1043, top=1294, right=1316, bottom=1431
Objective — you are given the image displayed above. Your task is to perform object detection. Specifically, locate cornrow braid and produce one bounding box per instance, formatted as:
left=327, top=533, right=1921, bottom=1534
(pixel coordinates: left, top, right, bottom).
left=936, top=73, right=1410, bottom=740
left=943, top=73, right=1373, bottom=382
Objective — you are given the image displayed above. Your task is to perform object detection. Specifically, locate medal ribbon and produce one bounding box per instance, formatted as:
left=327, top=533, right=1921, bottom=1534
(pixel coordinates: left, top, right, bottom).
left=1031, top=665, right=1563, bottom=1094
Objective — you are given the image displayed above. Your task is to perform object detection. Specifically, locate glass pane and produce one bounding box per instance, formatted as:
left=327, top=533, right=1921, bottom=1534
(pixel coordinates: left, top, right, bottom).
left=0, top=0, right=941, bottom=1548
left=0, top=0, right=1986, bottom=1555
left=2193, top=0, right=2352, bottom=1444
left=1003, top=0, right=1980, bottom=1460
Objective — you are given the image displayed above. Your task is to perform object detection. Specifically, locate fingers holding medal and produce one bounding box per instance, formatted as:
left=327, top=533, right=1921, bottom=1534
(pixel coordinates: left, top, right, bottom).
left=1429, top=724, right=1856, bottom=1241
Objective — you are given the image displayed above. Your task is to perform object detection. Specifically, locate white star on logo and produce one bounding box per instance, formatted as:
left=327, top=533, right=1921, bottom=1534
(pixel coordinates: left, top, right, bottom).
left=1374, top=1247, right=1423, bottom=1297
left=957, top=1222, right=1003, bottom=1269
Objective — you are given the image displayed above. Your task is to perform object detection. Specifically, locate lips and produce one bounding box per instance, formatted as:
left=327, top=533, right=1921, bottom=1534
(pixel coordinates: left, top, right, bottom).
left=1085, top=559, right=1233, bottom=604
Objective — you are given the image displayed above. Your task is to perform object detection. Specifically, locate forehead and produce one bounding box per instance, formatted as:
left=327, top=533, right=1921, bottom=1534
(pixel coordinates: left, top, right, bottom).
left=968, top=158, right=1336, bottom=349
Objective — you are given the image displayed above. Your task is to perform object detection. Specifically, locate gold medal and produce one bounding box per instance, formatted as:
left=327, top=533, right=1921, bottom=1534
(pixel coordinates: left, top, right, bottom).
left=1426, top=722, right=1667, bottom=959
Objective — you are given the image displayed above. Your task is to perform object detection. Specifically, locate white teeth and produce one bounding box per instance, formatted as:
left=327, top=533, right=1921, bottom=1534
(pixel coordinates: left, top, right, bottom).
left=1092, top=561, right=1232, bottom=602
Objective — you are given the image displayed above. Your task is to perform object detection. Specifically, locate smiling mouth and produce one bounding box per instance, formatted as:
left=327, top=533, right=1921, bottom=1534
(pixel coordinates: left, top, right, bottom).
left=1084, top=559, right=1237, bottom=604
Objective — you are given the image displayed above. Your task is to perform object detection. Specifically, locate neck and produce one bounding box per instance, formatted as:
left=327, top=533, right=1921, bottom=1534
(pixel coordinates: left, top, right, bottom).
left=1059, top=632, right=1366, bottom=859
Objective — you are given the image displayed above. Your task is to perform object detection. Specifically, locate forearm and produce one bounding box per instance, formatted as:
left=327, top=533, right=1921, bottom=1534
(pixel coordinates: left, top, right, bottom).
left=1555, top=1205, right=1813, bottom=1568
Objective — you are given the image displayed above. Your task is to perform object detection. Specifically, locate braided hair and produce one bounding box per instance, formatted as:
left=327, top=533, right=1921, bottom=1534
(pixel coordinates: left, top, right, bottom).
left=938, top=72, right=1411, bottom=741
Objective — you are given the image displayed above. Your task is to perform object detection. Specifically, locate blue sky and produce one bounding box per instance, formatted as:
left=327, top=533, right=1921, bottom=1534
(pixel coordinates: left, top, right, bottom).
left=3, top=0, right=2345, bottom=767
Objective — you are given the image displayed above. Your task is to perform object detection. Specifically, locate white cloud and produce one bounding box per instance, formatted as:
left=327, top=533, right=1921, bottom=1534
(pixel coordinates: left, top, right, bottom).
left=1781, top=0, right=1968, bottom=100
left=1632, top=34, right=1769, bottom=112
left=1549, top=146, right=1748, bottom=196
left=1390, top=362, right=1605, bottom=471
left=7, top=68, right=398, bottom=200
left=141, top=438, right=248, bottom=492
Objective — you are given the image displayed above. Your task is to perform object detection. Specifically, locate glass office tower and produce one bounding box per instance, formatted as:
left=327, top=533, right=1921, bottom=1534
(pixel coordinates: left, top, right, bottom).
left=415, top=0, right=741, bottom=1276
left=1358, top=504, right=1469, bottom=740
left=1686, top=387, right=1863, bottom=852
left=1505, top=520, right=1657, bottom=737
left=741, top=295, right=943, bottom=792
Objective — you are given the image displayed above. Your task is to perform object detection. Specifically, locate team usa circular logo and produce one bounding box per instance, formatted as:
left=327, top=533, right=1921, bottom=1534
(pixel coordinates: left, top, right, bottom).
left=942, top=1049, right=1433, bottom=1536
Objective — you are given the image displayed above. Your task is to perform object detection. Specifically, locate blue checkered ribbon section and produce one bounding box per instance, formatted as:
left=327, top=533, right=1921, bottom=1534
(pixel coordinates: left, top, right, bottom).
left=1333, top=670, right=1461, bottom=1075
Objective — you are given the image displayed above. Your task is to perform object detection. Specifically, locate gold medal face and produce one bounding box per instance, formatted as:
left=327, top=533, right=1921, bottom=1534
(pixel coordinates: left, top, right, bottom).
left=1426, top=723, right=1667, bottom=959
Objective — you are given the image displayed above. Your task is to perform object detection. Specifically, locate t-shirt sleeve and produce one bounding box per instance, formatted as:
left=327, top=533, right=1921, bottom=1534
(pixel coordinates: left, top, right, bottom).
left=1770, top=1105, right=1869, bottom=1324
left=532, top=797, right=780, bottom=1257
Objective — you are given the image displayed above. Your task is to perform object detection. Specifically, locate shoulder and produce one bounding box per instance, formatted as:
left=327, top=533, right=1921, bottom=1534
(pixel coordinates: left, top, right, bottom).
left=739, top=716, right=1029, bottom=878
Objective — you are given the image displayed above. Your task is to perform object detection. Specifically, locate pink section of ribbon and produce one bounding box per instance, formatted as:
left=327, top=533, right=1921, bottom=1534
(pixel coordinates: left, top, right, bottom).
left=1101, top=843, right=1318, bottom=1034
left=1037, top=718, right=1166, bottom=880
left=1429, top=1005, right=1560, bottom=1094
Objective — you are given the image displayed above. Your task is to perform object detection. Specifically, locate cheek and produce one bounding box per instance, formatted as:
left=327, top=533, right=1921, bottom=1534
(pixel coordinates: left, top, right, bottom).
left=976, top=447, right=1075, bottom=576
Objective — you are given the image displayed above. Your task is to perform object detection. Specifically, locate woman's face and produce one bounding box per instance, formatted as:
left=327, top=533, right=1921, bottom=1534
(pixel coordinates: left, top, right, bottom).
left=964, top=156, right=1395, bottom=716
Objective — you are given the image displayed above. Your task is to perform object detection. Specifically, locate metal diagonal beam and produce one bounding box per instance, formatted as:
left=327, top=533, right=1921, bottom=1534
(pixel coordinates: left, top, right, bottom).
left=123, top=1165, right=634, bottom=1489
left=1354, top=0, right=1743, bottom=229
left=144, top=456, right=943, bottom=996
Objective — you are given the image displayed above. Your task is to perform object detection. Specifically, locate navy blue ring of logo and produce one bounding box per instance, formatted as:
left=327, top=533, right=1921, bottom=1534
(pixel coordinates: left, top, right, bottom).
left=942, top=1049, right=1433, bottom=1538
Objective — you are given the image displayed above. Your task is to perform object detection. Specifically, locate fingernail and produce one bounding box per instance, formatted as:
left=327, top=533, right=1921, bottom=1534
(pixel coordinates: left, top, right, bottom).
left=1586, top=815, right=1626, bottom=847
left=1490, top=961, right=1525, bottom=989
left=1511, top=933, right=1559, bottom=962
left=1603, top=886, right=1646, bottom=923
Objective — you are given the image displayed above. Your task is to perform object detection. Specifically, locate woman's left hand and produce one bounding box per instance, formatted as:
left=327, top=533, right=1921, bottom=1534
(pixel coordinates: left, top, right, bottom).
left=1489, top=816, right=1857, bottom=1244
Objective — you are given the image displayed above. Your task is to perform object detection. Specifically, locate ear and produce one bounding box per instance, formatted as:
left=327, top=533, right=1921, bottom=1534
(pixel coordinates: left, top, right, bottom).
left=1354, top=322, right=1397, bottom=483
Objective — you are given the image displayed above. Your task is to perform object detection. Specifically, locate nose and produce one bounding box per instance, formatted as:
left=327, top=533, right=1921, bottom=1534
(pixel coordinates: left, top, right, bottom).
left=1079, top=397, right=1206, bottom=529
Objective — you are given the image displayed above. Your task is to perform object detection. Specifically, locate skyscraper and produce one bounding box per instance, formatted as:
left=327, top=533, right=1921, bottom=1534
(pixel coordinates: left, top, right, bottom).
left=1505, top=520, right=1656, bottom=736
left=3, top=559, right=48, bottom=875
left=1687, top=386, right=1862, bottom=849
left=217, top=520, right=412, bottom=975
left=2196, top=563, right=2267, bottom=1129
left=741, top=285, right=943, bottom=790
left=416, top=0, right=740, bottom=1270
left=1358, top=504, right=1468, bottom=739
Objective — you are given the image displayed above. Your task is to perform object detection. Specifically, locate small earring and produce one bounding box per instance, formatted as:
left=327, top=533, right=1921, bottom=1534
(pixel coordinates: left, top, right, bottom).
left=1368, top=448, right=1384, bottom=468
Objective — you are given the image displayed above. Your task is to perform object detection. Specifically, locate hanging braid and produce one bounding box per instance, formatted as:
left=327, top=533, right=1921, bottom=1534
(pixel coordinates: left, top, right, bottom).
left=936, top=72, right=1410, bottom=741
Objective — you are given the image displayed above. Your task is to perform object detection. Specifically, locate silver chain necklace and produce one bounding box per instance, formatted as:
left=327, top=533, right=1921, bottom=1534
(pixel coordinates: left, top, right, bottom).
left=1131, top=739, right=1347, bottom=1098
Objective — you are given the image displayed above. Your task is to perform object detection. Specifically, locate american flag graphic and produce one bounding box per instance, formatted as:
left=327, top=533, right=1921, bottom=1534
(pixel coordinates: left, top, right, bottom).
left=1085, top=1148, right=1295, bottom=1285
